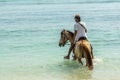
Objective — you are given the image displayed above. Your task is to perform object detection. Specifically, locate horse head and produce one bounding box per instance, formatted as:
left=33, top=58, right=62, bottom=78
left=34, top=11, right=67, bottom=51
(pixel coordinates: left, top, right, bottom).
left=59, top=29, right=69, bottom=47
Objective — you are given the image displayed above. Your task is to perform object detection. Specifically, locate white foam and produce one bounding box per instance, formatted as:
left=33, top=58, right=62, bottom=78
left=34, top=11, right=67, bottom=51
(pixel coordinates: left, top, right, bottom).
left=93, top=57, right=103, bottom=65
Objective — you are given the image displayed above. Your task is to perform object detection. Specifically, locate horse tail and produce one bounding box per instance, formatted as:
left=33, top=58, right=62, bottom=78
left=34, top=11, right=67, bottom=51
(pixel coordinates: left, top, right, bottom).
left=82, top=45, right=93, bottom=70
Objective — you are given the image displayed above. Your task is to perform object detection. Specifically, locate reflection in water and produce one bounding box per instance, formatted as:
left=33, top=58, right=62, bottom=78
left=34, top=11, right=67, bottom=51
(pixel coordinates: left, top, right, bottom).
left=45, top=60, right=93, bottom=80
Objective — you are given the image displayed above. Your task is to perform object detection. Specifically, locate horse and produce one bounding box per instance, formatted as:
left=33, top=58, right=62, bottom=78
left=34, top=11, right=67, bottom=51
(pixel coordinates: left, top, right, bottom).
left=59, top=29, right=94, bottom=70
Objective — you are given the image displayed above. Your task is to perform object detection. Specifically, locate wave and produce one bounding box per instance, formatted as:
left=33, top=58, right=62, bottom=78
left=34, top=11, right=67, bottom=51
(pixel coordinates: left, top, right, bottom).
left=0, top=0, right=120, bottom=4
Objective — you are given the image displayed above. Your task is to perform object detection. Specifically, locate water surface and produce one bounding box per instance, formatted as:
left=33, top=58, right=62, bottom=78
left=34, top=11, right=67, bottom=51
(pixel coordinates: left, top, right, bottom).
left=0, top=0, right=120, bottom=80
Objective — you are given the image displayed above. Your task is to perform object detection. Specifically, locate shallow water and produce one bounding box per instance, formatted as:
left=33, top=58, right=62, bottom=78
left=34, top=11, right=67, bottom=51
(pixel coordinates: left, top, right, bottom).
left=0, top=0, right=120, bottom=80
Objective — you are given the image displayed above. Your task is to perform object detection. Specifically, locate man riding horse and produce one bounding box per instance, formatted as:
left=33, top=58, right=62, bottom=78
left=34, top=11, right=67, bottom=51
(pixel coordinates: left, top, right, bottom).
left=59, top=14, right=94, bottom=70
left=64, top=14, right=94, bottom=60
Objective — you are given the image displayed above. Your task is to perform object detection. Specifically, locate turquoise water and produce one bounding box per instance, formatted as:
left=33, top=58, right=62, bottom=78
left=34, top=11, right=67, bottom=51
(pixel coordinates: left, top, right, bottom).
left=0, top=0, right=120, bottom=80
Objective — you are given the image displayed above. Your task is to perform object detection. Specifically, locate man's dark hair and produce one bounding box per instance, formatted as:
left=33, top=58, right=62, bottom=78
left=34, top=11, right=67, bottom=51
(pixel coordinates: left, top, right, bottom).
left=74, top=14, right=81, bottom=22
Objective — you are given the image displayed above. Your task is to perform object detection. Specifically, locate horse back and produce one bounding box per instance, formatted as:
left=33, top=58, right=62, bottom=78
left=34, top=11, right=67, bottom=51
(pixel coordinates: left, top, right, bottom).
left=74, top=40, right=92, bottom=58
left=76, top=40, right=91, bottom=52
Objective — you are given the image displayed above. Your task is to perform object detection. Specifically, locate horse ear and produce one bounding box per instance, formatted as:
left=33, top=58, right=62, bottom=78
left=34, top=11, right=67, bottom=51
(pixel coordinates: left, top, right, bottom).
left=63, top=29, right=66, bottom=32
left=61, top=29, right=65, bottom=34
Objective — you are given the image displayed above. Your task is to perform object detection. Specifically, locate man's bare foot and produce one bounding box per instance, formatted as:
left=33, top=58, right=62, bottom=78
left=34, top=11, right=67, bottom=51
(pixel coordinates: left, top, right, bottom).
left=64, top=56, right=70, bottom=59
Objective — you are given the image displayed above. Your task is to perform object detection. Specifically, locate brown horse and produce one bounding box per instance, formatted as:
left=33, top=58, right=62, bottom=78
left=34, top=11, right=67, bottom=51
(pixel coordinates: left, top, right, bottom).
left=59, top=29, right=94, bottom=70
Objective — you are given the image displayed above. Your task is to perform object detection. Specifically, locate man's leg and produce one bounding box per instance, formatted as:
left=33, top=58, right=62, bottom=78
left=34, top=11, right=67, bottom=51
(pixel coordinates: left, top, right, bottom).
left=64, top=44, right=75, bottom=59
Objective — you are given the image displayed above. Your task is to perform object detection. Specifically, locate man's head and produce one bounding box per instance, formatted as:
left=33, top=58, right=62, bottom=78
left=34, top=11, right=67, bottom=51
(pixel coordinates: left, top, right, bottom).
left=74, top=14, right=81, bottom=22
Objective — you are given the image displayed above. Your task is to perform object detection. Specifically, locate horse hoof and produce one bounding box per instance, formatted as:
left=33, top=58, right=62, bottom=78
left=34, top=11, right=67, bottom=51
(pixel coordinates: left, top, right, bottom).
left=89, top=66, right=93, bottom=70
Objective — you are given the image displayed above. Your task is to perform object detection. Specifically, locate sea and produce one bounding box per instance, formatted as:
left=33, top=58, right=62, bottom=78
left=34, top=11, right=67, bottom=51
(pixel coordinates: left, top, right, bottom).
left=0, top=0, right=120, bottom=80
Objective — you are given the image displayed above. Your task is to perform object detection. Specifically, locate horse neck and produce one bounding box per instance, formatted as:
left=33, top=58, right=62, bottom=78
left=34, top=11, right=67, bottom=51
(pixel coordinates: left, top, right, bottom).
left=65, top=31, right=74, bottom=44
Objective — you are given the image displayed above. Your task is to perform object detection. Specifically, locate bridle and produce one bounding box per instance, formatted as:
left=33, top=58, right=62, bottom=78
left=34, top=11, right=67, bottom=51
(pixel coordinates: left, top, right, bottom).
left=59, top=30, right=74, bottom=47
left=61, top=30, right=69, bottom=45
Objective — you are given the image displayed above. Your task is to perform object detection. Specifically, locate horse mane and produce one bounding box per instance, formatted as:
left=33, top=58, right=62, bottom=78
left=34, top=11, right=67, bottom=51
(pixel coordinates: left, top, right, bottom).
left=66, top=30, right=74, bottom=37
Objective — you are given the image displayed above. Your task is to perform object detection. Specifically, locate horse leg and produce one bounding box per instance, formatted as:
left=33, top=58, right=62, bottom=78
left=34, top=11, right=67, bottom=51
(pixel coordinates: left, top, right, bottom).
left=72, top=47, right=76, bottom=60
left=84, top=52, right=88, bottom=66
left=72, top=55, right=77, bottom=60
left=78, top=58, right=83, bottom=65
left=90, top=44, right=94, bottom=59
left=91, top=50, right=94, bottom=59
left=89, top=66, right=93, bottom=70
left=83, top=46, right=93, bottom=70
left=86, top=61, right=88, bottom=66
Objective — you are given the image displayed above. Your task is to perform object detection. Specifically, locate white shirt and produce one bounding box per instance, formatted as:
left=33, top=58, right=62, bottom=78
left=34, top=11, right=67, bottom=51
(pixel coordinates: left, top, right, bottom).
left=74, top=22, right=87, bottom=43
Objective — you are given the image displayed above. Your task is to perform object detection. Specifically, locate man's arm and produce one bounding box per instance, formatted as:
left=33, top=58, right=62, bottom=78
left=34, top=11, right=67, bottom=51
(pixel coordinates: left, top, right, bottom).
left=64, top=30, right=77, bottom=59
left=72, top=30, right=77, bottom=44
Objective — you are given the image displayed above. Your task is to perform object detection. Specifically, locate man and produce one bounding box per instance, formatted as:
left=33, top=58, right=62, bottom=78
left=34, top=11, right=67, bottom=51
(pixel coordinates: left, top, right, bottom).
left=64, top=14, right=90, bottom=59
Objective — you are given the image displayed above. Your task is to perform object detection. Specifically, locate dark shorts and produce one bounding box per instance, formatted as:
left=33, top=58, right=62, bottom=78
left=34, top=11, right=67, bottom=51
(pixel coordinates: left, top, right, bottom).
left=78, top=37, right=93, bottom=49
left=78, top=37, right=88, bottom=41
